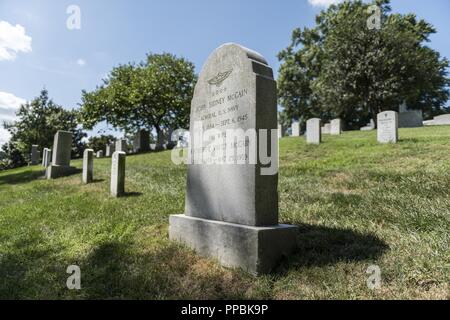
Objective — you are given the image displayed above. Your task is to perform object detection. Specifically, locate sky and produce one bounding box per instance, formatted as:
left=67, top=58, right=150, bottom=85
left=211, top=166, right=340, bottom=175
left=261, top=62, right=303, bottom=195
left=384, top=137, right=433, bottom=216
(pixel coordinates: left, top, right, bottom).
left=1, top=0, right=449, bottom=145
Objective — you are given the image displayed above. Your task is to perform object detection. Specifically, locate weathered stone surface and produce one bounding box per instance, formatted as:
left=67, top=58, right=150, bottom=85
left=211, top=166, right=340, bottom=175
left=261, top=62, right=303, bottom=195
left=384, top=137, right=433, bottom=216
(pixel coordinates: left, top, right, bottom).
left=306, top=118, right=321, bottom=145
left=278, top=124, right=283, bottom=139
left=41, top=148, right=48, bottom=167
left=170, top=215, right=298, bottom=275
left=321, top=123, right=331, bottom=134
left=111, top=151, right=126, bottom=197
left=31, top=145, right=39, bottom=165
left=169, top=43, right=297, bottom=274
left=377, top=111, right=398, bottom=144
left=43, top=149, right=52, bottom=167
left=431, top=114, right=450, bottom=126
left=82, top=149, right=94, bottom=184
left=330, top=119, right=342, bottom=135
left=96, top=150, right=104, bottom=158
left=361, top=119, right=375, bottom=131
left=398, top=102, right=423, bottom=128
left=115, top=139, right=128, bottom=153
left=46, top=131, right=76, bottom=179
left=133, top=129, right=150, bottom=153
left=106, top=143, right=115, bottom=157
left=292, top=122, right=300, bottom=137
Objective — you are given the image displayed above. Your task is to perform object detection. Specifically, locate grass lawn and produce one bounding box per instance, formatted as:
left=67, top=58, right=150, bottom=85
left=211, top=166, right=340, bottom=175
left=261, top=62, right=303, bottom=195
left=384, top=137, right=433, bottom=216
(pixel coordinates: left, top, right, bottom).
left=0, top=126, right=449, bottom=300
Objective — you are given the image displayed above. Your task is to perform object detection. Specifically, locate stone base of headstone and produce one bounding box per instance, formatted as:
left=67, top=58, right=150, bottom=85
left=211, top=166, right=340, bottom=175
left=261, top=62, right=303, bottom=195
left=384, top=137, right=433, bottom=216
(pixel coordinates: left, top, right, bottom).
left=46, top=165, right=78, bottom=179
left=169, top=214, right=298, bottom=275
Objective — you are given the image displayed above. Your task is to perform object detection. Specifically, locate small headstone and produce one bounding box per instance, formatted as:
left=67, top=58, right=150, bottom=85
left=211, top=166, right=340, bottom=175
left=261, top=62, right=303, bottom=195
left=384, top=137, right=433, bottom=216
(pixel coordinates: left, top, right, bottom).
left=106, top=143, right=115, bottom=157
left=169, top=43, right=297, bottom=275
left=43, top=149, right=52, bottom=167
left=111, top=151, right=126, bottom=197
left=377, top=111, right=398, bottom=144
left=31, top=145, right=39, bottom=165
left=431, top=114, right=450, bottom=126
left=82, top=149, right=94, bottom=184
left=321, top=123, right=331, bottom=134
left=41, top=148, right=48, bottom=167
left=116, top=139, right=128, bottom=154
left=46, top=131, right=77, bottom=179
left=398, top=102, right=423, bottom=128
left=278, top=124, right=282, bottom=139
left=133, top=129, right=150, bottom=153
left=361, top=119, right=375, bottom=131
left=330, top=118, right=342, bottom=135
left=306, top=118, right=322, bottom=145
left=292, top=122, right=300, bottom=137
left=96, top=150, right=104, bottom=158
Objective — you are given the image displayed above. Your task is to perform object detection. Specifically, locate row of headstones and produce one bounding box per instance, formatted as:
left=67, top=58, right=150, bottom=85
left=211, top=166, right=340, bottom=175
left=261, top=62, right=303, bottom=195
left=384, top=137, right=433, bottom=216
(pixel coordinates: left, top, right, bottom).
left=281, top=119, right=343, bottom=139
left=38, top=130, right=126, bottom=197
left=82, top=148, right=126, bottom=197
left=304, top=111, right=398, bottom=144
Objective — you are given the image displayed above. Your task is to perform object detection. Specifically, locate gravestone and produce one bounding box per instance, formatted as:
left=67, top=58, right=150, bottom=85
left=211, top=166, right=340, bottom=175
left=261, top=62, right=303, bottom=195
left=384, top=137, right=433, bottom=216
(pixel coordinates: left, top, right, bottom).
left=116, top=139, right=128, bottom=154
left=330, top=118, right=342, bottom=135
left=361, top=119, right=375, bottom=131
left=278, top=124, right=282, bottom=139
left=398, top=102, right=423, bottom=128
left=306, top=118, right=322, bottom=145
left=133, top=129, right=150, bottom=153
left=82, top=149, right=94, bottom=184
left=41, top=148, right=48, bottom=167
left=43, top=148, right=52, bottom=167
left=111, top=151, right=126, bottom=197
left=169, top=43, right=297, bottom=275
left=321, top=123, right=331, bottom=134
left=31, top=145, right=39, bottom=165
left=292, top=122, right=300, bottom=137
left=96, top=150, right=104, bottom=158
left=46, top=131, right=77, bottom=179
left=431, top=114, right=450, bottom=126
left=377, top=111, right=398, bottom=144
left=106, top=143, right=115, bottom=157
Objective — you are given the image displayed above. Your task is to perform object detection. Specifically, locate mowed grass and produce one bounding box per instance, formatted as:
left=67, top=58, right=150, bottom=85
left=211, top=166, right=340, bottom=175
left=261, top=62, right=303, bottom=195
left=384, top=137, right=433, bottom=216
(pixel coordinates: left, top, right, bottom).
left=0, top=126, right=449, bottom=300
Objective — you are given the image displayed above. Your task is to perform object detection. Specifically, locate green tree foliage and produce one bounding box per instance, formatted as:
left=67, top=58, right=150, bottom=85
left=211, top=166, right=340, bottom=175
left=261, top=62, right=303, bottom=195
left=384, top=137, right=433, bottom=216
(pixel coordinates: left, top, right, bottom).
left=0, top=142, right=26, bottom=170
left=86, top=135, right=116, bottom=153
left=2, top=89, right=87, bottom=167
left=79, top=53, right=196, bottom=137
left=278, top=0, right=450, bottom=129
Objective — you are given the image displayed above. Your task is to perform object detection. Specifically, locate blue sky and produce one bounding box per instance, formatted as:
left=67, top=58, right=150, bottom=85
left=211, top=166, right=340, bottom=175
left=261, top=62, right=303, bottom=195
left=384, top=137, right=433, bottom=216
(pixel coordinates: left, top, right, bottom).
left=1, top=0, right=449, bottom=144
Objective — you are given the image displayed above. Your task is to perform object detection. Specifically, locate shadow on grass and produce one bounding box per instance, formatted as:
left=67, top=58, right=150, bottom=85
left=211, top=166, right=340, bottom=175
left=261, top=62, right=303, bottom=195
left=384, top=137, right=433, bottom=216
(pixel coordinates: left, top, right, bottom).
left=276, top=224, right=389, bottom=274
left=0, top=169, right=44, bottom=185
left=123, top=192, right=143, bottom=198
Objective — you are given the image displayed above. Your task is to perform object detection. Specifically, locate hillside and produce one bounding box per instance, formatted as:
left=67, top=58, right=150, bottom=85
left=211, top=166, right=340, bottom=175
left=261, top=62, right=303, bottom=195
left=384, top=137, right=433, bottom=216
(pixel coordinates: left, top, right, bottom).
left=0, top=126, right=448, bottom=299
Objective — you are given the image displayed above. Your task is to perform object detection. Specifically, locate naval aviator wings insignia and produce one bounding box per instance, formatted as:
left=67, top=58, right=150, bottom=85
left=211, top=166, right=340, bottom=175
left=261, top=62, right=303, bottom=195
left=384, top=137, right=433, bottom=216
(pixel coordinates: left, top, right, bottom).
left=207, top=69, right=233, bottom=87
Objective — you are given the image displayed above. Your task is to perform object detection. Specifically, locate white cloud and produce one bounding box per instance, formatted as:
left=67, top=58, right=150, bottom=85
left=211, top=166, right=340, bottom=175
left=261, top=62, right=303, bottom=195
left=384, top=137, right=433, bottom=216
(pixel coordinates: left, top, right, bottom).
left=77, top=58, right=86, bottom=66
left=308, top=0, right=343, bottom=7
left=0, top=21, right=32, bottom=61
left=0, top=92, right=26, bottom=145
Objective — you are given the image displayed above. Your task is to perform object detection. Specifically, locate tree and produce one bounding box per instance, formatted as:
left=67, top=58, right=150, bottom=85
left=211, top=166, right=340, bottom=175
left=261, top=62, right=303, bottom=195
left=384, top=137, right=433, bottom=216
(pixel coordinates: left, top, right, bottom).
left=278, top=0, right=450, bottom=129
left=86, top=135, right=116, bottom=153
left=79, top=53, right=196, bottom=140
left=3, top=89, right=87, bottom=165
left=0, top=142, right=26, bottom=170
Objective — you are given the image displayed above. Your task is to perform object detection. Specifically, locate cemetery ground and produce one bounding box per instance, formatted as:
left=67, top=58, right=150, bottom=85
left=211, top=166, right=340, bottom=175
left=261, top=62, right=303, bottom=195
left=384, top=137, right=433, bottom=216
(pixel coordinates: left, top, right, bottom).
left=0, top=127, right=448, bottom=300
